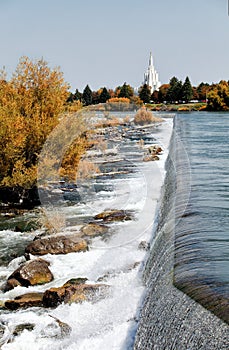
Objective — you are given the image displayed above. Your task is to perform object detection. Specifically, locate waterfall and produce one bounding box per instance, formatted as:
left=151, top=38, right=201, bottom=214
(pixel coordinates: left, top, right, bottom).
left=134, top=116, right=229, bottom=350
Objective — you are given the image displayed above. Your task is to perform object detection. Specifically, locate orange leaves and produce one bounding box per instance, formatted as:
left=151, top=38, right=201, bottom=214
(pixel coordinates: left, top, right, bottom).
left=107, top=97, right=130, bottom=103
left=0, top=57, right=70, bottom=189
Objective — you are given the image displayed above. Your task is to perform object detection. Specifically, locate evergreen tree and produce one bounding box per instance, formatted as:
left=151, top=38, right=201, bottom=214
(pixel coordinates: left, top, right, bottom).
left=139, top=84, right=151, bottom=103
left=166, top=77, right=182, bottom=103
left=74, top=88, right=82, bottom=101
left=82, top=84, right=92, bottom=105
left=182, top=76, right=193, bottom=103
left=99, top=87, right=110, bottom=103
left=66, top=92, right=75, bottom=103
left=119, top=82, right=134, bottom=99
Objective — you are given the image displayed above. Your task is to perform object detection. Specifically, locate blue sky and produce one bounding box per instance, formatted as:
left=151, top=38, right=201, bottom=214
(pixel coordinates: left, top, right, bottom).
left=0, top=0, right=228, bottom=91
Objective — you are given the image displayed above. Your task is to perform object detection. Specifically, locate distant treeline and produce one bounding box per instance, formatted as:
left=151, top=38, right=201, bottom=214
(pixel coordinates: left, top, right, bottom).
left=69, top=78, right=229, bottom=111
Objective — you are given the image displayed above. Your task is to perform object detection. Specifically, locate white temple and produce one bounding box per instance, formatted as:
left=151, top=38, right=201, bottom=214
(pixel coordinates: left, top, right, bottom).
left=143, top=52, right=161, bottom=93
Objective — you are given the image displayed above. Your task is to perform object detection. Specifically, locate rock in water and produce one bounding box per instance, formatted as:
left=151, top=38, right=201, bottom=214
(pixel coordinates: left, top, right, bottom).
left=80, top=223, right=109, bottom=237
left=143, top=155, right=160, bottom=162
left=43, top=279, right=109, bottom=308
left=12, top=323, right=35, bottom=337
left=94, top=209, right=133, bottom=222
left=4, top=259, right=53, bottom=291
left=25, top=235, right=88, bottom=255
left=5, top=293, right=44, bottom=310
left=148, top=145, right=163, bottom=154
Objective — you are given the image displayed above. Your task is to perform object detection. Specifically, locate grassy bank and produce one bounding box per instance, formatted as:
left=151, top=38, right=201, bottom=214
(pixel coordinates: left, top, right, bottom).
left=146, top=102, right=207, bottom=112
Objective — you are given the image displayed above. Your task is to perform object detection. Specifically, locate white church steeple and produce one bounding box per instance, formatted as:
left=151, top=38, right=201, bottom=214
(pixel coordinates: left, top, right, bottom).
left=149, top=51, right=153, bottom=66
left=143, top=52, right=161, bottom=93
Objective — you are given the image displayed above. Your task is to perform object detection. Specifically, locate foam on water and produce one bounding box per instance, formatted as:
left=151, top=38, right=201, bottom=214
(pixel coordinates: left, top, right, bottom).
left=0, top=119, right=173, bottom=349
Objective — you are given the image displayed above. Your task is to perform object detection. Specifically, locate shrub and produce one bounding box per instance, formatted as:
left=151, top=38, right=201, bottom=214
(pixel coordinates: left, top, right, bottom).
left=134, top=108, right=162, bottom=125
left=37, top=208, right=66, bottom=234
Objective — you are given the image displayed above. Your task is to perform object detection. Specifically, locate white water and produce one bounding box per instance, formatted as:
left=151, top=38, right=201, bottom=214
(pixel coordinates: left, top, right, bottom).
left=0, top=119, right=173, bottom=350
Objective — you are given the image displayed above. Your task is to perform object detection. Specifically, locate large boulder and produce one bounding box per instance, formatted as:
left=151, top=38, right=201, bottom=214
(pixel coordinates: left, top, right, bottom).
left=4, top=279, right=109, bottom=310
left=94, top=209, right=133, bottom=222
left=25, top=235, right=88, bottom=255
left=42, top=279, right=109, bottom=308
left=3, top=259, right=53, bottom=291
left=5, top=292, right=44, bottom=310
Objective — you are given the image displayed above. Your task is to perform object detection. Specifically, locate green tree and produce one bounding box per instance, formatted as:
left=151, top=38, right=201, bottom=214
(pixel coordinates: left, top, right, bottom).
left=118, top=82, right=134, bottom=99
left=82, top=84, right=92, bottom=105
left=138, top=84, right=151, bottom=103
left=182, top=76, right=193, bottom=103
left=99, top=87, right=110, bottom=103
left=166, top=77, right=182, bottom=103
left=66, top=92, right=75, bottom=103
left=74, top=88, right=82, bottom=101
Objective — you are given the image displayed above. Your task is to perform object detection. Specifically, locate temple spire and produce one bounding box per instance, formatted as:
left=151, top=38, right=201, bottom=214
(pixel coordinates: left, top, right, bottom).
left=149, top=52, right=153, bottom=66
left=143, top=51, right=161, bottom=93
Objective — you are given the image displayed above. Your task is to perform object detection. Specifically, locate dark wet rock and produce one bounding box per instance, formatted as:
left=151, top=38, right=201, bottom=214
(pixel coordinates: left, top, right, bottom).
left=3, top=259, right=53, bottom=291
left=94, top=209, right=133, bottom=222
left=1, top=278, right=21, bottom=292
left=5, top=292, right=44, bottom=310
left=42, top=280, right=109, bottom=308
left=80, top=223, right=109, bottom=237
left=12, top=323, right=35, bottom=337
left=138, top=241, right=150, bottom=251
left=0, top=186, right=40, bottom=209
left=63, top=278, right=88, bottom=286
left=25, top=235, right=88, bottom=255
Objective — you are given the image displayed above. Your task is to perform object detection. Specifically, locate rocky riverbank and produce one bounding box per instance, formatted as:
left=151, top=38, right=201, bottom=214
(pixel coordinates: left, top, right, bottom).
left=0, top=114, right=173, bottom=349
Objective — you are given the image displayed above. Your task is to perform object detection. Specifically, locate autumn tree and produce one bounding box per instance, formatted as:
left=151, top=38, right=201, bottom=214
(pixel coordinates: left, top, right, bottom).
left=158, top=84, right=170, bottom=103
left=92, top=90, right=100, bottom=104
left=196, top=82, right=210, bottom=101
left=151, top=90, right=159, bottom=103
left=0, top=57, right=69, bottom=202
left=207, top=80, right=229, bottom=111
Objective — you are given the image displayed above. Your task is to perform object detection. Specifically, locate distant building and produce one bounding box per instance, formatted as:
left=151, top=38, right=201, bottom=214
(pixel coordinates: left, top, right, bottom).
left=143, top=52, right=161, bottom=93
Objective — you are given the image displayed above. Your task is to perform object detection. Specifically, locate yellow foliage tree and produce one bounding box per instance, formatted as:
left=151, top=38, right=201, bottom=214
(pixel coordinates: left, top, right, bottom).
left=0, top=57, right=69, bottom=193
